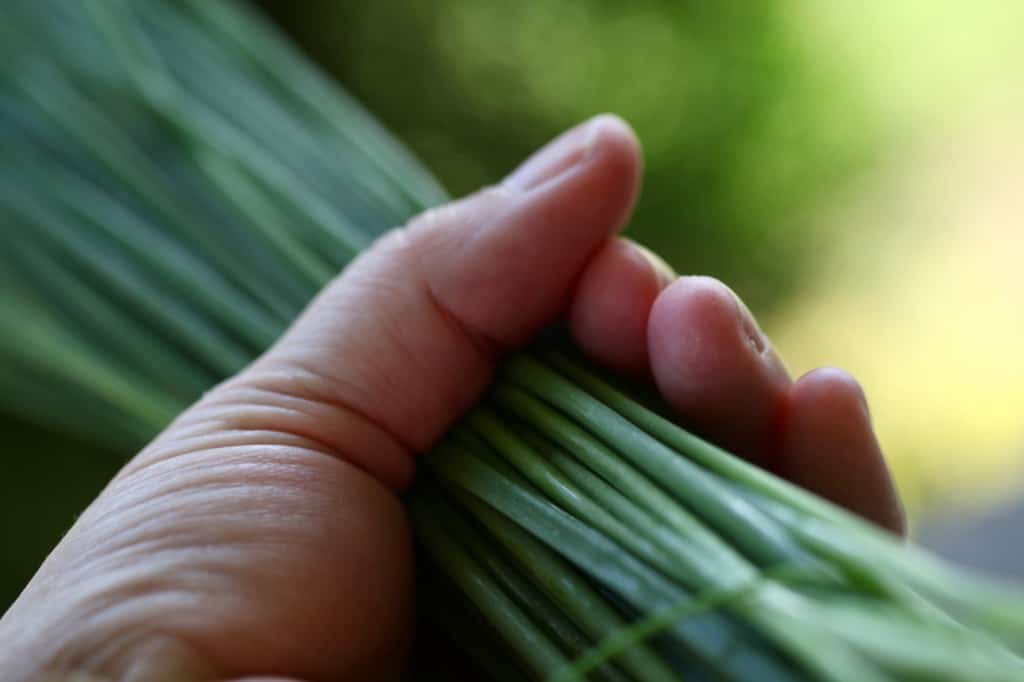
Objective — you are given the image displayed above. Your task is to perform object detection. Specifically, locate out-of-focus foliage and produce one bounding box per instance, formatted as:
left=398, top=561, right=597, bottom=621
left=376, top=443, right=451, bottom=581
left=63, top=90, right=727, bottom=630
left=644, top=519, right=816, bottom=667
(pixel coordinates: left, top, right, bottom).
left=257, top=0, right=879, bottom=314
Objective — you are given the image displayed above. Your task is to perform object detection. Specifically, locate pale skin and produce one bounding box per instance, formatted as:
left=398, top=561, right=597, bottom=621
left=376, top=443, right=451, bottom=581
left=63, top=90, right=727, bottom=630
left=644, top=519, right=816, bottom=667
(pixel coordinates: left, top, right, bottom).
left=0, top=116, right=904, bottom=682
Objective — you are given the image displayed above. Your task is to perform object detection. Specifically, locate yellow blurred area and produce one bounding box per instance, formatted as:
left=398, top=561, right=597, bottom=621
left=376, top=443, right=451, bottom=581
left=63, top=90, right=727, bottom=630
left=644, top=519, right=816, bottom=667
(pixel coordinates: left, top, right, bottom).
left=770, top=1, right=1024, bottom=523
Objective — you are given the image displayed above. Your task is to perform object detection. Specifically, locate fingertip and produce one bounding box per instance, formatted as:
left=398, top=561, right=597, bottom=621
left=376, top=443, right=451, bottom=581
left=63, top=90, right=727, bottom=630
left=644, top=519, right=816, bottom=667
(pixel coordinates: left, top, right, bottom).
left=418, top=114, right=643, bottom=347
left=781, top=367, right=905, bottom=534
left=569, top=238, right=669, bottom=379
left=585, top=114, right=643, bottom=192
left=503, top=114, right=640, bottom=196
left=649, top=276, right=744, bottom=383
left=648, top=276, right=790, bottom=461
left=556, top=114, right=642, bottom=233
left=788, top=367, right=869, bottom=420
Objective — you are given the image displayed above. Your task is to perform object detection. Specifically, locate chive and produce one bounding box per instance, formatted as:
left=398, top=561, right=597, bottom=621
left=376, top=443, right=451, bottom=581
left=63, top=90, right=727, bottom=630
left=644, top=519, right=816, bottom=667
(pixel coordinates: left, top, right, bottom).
left=542, top=348, right=857, bottom=530
left=13, top=68, right=306, bottom=320
left=3, top=238, right=213, bottom=401
left=502, top=354, right=810, bottom=569
left=417, top=567, right=531, bottom=682
left=0, top=304, right=180, bottom=433
left=434, top=491, right=633, bottom=682
left=46, top=167, right=284, bottom=349
left=431, top=442, right=807, bottom=682
left=754, top=489, right=1024, bottom=646
left=178, top=0, right=449, bottom=212
left=409, top=491, right=571, bottom=679
left=468, top=407, right=713, bottom=589
left=461, top=493, right=682, bottom=682
left=492, top=386, right=759, bottom=585
left=191, top=147, right=336, bottom=290
left=550, top=566, right=883, bottom=682
left=0, top=192, right=253, bottom=376
left=482, top=395, right=865, bottom=681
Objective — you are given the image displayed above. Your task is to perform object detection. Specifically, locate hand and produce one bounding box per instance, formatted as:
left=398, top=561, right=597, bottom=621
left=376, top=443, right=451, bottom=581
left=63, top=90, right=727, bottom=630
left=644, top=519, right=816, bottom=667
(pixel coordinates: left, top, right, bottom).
left=0, top=115, right=903, bottom=682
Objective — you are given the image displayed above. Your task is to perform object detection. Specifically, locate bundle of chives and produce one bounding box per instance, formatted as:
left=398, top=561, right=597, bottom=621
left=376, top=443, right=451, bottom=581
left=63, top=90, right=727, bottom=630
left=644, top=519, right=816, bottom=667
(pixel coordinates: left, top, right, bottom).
left=2, top=1, right=1024, bottom=680
left=420, top=352, right=1024, bottom=680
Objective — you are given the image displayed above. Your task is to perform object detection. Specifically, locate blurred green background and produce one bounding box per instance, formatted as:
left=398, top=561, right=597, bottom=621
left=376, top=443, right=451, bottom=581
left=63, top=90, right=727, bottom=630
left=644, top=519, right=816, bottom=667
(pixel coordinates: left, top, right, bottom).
left=3, top=0, right=1023, bottom=610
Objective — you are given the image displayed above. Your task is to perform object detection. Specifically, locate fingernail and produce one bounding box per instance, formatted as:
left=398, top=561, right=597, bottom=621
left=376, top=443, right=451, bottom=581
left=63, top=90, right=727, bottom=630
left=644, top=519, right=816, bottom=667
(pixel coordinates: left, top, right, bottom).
left=626, top=239, right=677, bottom=289
left=504, top=116, right=603, bottom=191
left=716, top=282, right=791, bottom=379
left=730, top=290, right=767, bottom=355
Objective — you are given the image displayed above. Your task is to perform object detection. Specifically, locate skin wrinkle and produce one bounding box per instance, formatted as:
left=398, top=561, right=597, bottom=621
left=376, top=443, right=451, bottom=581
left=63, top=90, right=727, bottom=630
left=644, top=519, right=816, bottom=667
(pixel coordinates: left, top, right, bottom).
left=14, top=550, right=221, bottom=680
left=60, top=487, right=273, bottom=576
left=89, top=633, right=216, bottom=682
left=116, top=445, right=324, bottom=509
left=366, top=284, right=463, bottom=428
left=273, top=293, right=472, bottom=462
left=219, top=366, right=416, bottom=490
left=142, top=428, right=335, bottom=464
left=123, top=391, right=354, bottom=473
left=150, top=417, right=335, bottom=455
left=262, top=361, right=416, bottom=479
left=71, top=539, right=304, bottom=611
left=231, top=369, right=386, bottom=436
left=208, top=393, right=403, bottom=476
left=41, top=448, right=406, bottom=679
left=69, top=534, right=250, bottom=590
left=418, top=263, right=506, bottom=370
left=277, top=307, right=416, bottom=426
left=118, top=636, right=217, bottom=682
left=58, top=630, right=211, bottom=682
left=372, top=226, right=503, bottom=405
left=80, top=449, right=346, bottom=548
left=69, top=360, right=415, bottom=675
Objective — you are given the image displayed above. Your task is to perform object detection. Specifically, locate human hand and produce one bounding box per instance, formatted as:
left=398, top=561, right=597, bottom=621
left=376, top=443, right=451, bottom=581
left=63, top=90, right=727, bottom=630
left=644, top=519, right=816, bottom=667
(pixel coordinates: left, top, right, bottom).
left=0, top=115, right=902, bottom=682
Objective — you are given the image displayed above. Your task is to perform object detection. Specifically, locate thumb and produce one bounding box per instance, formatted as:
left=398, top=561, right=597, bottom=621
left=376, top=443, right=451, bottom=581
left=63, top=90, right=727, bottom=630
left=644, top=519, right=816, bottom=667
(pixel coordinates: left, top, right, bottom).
left=212, top=114, right=640, bottom=489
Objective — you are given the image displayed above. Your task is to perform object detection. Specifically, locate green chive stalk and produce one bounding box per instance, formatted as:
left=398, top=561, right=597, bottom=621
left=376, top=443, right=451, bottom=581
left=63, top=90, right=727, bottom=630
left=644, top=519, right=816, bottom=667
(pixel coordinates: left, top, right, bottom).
left=3, top=1, right=1024, bottom=680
